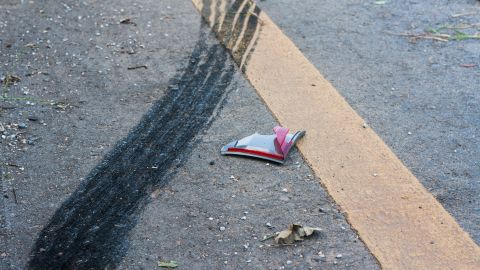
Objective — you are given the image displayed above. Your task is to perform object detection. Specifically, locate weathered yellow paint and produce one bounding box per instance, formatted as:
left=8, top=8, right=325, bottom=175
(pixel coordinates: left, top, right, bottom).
left=192, top=1, right=480, bottom=269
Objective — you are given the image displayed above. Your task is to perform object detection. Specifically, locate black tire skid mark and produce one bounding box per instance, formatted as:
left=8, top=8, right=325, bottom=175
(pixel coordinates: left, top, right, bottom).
left=28, top=31, right=235, bottom=270
left=28, top=1, right=263, bottom=269
left=232, top=5, right=261, bottom=66
left=202, top=0, right=261, bottom=67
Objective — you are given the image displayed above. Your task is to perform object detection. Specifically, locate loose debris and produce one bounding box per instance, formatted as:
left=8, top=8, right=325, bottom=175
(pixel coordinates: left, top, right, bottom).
left=387, top=23, right=480, bottom=43
left=261, top=232, right=278, bottom=242
left=127, top=65, right=148, bottom=70
left=451, top=12, right=477, bottom=18
left=158, top=260, right=178, bottom=268
left=1, top=75, right=21, bottom=87
left=24, top=43, right=37, bottom=48
left=119, top=17, right=137, bottom=26
left=12, top=188, right=18, bottom=204
left=460, top=63, right=477, bottom=68
left=263, top=224, right=322, bottom=245
left=386, top=31, right=450, bottom=42
left=221, top=126, right=305, bottom=164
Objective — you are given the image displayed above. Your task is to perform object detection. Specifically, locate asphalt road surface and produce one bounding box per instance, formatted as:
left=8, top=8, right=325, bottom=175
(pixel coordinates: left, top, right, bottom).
left=257, top=0, right=480, bottom=244
left=0, top=0, right=478, bottom=269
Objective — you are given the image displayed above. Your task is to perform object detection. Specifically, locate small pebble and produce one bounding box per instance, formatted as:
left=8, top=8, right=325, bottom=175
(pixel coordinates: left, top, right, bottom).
left=241, top=216, right=247, bottom=220
left=219, top=226, right=226, bottom=231
left=407, top=131, right=412, bottom=135
left=266, top=222, right=273, bottom=228
left=18, top=123, right=27, bottom=129
left=282, top=188, right=288, bottom=193
left=336, top=254, right=343, bottom=259
left=208, top=217, right=214, bottom=221
left=209, top=161, right=215, bottom=165
left=28, top=115, right=38, bottom=121
left=286, top=260, right=292, bottom=265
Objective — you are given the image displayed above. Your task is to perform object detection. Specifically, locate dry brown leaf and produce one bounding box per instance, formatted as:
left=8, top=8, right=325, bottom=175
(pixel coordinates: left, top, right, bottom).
left=274, top=224, right=322, bottom=245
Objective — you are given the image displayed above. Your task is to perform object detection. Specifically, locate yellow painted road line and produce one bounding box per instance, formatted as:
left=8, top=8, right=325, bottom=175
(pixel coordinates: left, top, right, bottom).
left=192, top=1, right=480, bottom=269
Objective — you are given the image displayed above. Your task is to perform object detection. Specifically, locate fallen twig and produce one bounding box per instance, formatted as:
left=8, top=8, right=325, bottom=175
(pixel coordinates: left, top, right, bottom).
left=451, top=11, right=477, bottom=18
left=459, top=63, right=477, bottom=68
left=12, top=188, right=18, bottom=204
left=127, top=65, right=148, bottom=70
left=260, top=232, right=278, bottom=242
left=385, top=31, right=450, bottom=42
left=0, top=104, right=16, bottom=110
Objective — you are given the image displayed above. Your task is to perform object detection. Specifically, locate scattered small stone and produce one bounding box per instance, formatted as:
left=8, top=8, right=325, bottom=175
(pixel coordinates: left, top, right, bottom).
left=28, top=115, right=39, bottom=121
left=209, top=161, right=215, bottom=165
left=286, top=260, right=292, bottom=265
left=246, top=259, right=251, bottom=263
left=407, top=131, right=412, bottom=135
left=266, top=222, right=273, bottom=228
left=25, top=43, right=37, bottom=48
left=18, top=123, right=27, bottom=129
left=336, top=254, right=343, bottom=259
left=119, top=18, right=137, bottom=26
left=219, top=226, right=226, bottom=231
left=282, top=188, right=288, bottom=193
left=208, top=217, right=214, bottom=221
left=362, top=122, right=367, bottom=128
left=241, top=216, right=247, bottom=220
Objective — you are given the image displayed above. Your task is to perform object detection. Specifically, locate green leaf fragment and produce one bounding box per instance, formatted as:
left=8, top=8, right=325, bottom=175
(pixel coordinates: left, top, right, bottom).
left=158, top=260, right=178, bottom=268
